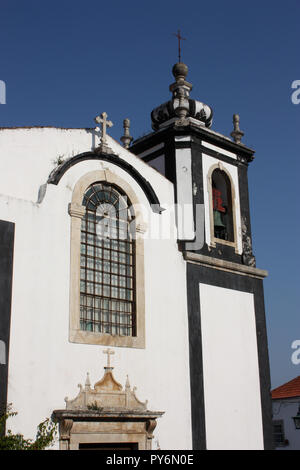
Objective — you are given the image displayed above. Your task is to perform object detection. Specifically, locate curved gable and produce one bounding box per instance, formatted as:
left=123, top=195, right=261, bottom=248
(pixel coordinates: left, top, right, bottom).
left=47, top=151, right=164, bottom=214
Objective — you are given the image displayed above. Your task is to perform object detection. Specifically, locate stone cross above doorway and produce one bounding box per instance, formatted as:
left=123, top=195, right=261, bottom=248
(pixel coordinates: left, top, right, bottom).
left=103, top=347, right=114, bottom=369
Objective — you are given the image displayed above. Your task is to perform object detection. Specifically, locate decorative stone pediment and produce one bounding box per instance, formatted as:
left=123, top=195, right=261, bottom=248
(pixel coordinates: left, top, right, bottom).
left=53, top=349, right=164, bottom=450
left=65, top=368, right=148, bottom=412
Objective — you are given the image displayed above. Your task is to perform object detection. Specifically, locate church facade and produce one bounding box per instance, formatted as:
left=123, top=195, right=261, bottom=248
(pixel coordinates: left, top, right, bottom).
left=0, top=61, right=272, bottom=450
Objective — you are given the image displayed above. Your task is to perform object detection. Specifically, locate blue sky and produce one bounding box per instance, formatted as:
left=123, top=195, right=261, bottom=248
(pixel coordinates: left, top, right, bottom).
left=0, top=0, right=299, bottom=388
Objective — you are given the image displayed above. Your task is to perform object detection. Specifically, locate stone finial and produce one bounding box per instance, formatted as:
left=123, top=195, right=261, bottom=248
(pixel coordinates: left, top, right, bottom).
left=172, top=62, right=188, bottom=81
left=125, top=375, right=130, bottom=391
left=169, top=62, right=192, bottom=127
left=175, top=88, right=189, bottom=120
left=120, top=118, right=133, bottom=149
left=230, top=114, right=244, bottom=144
left=85, top=372, right=91, bottom=390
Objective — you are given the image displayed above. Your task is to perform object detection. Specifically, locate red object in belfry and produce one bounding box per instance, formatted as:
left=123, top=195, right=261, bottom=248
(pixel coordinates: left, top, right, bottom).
left=213, top=188, right=225, bottom=213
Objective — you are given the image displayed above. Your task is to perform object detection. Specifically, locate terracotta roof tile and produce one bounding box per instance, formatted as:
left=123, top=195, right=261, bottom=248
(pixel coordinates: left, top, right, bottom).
left=272, top=376, right=300, bottom=399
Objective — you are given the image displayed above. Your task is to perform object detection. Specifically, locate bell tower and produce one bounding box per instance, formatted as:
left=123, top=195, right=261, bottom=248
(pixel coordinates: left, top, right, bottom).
left=130, top=62, right=273, bottom=450
left=131, top=62, right=256, bottom=263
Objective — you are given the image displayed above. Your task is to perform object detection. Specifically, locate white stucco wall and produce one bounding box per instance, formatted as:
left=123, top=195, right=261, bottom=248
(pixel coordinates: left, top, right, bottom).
left=0, top=127, right=192, bottom=450
left=201, top=141, right=237, bottom=160
left=175, top=148, right=194, bottom=240
left=199, top=283, right=264, bottom=450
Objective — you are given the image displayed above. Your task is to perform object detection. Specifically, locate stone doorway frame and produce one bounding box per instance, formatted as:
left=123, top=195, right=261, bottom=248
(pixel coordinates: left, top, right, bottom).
left=52, top=410, right=162, bottom=450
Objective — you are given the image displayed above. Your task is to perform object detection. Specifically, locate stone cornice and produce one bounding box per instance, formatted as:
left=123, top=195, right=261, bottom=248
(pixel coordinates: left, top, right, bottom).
left=132, top=123, right=255, bottom=162
left=53, top=409, right=164, bottom=420
left=183, top=251, right=268, bottom=279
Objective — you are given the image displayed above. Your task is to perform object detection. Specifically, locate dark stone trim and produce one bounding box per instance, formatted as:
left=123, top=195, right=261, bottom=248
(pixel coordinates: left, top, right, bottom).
left=131, top=124, right=255, bottom=163
left=174, top=135, right=247, bottom=168
left=184, top=252, right=267, bottom=279
left=174, top=139, right=241, bottom=168
left=186, top=263, right=207, bottom=450
left=163, top=135, right=177, bottom=186
left=141, top=149, right=165, bottom=163
left=198, top=144, right=240, bottom=167
left=251, top=278, right=274, bottom=450
left=131, top=129, right=169, bottom=155
left=0, top=220, right=15, bottom=425
left=174, top=141, right=192, bottom=149
left=186, top=262, right=273, bottom=450
left=189, top=124, right=255, bottom=163
left=47, top=152, right=164, bottom=214
left=238, top=162, right=256, bottom=265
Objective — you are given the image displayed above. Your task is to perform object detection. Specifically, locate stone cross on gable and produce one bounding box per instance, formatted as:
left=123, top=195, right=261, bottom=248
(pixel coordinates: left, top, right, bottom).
left=94, top=112, right=113, bottom=146
left=103, top=348, right=115, bottom=368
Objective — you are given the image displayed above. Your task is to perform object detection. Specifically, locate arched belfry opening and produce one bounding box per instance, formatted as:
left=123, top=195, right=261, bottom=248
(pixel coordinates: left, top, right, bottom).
left=212, top=168, right=234, bottom=242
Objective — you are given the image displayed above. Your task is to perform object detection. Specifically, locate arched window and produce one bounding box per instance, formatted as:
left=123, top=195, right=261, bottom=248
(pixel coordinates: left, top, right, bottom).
left=211, top=169, right=234, bottom=242
left=69, top=169, right=145, bottom=348
left=80, top=182, right=136, bottom=336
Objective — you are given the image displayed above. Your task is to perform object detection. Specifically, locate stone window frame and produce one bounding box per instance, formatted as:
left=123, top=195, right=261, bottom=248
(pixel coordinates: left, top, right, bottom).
left=68, top=169, right=146, bottom=349
left=207, top=163, right=239, bottom=253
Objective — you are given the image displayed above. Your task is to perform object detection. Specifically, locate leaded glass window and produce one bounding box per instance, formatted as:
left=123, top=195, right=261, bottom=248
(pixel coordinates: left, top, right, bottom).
left=80, top=183, right=136, bottom=336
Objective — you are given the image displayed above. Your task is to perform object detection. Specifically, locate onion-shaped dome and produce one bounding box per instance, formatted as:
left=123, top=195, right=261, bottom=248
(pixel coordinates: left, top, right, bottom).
left=151, top=98, right=213, bottom=130
left=150, top=62, right=213, bottom=130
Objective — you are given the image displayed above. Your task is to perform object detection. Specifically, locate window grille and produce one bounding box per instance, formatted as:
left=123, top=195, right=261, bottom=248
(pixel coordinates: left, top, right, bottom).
left=272, top=420, right=287, bottom=447
left=79, top=183, right=136, bottom=336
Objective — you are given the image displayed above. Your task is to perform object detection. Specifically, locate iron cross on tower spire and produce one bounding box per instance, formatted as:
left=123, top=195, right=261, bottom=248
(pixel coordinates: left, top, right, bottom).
left=173, top=29, right=186, bottom=63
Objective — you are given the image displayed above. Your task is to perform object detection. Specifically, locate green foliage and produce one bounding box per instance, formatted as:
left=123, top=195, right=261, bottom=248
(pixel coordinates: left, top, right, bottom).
left=0, top=404, right=58, bottom=450
left=52, top=155, right=65, bottom=167
left=87, top=401, right=103, bottom=411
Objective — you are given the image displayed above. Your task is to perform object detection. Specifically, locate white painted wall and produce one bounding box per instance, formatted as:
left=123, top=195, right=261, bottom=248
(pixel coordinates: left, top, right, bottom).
left=199, top=283, right=264, bottom=450
left=0, top=127, right=192, bottom=450
left=201, top=141, right=237, bottom=159
left=175, top=148, right=194, bottom=240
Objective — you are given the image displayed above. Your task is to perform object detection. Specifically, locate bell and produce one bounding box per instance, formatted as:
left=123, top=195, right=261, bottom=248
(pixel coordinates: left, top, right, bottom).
left=213, top=210, right=226, bottom=228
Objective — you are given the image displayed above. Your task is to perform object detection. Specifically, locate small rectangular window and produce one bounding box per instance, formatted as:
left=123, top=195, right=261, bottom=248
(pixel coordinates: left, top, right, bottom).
left=272, top=420, right=288, bottom=447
